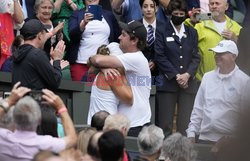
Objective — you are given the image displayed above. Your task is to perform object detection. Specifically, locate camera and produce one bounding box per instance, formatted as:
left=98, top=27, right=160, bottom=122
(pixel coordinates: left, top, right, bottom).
left=195, top=13, right=212, bottom=21
left=27, top=90, right=43, bottom=102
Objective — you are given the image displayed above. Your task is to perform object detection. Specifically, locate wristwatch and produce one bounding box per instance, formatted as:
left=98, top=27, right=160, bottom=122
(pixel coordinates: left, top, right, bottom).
left=0, top=99, right=9, bottom=113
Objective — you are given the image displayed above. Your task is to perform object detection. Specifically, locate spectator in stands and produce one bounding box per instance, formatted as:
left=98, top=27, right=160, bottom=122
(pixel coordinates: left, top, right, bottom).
left=37, top=103, right=59, bottom=137
left=103, top=114, right=130, bottom=161
left=91, top=110, right=110, bottom=131
left=154, top=0, right=200, bottom=137
left=111, top=0, right=170, bottom=23
left=0, top=35, right=24, bottom=72
left=0, top=0, right=24, bottom=68
left=162, top=133, right=197, bottom=161
left=186, top=0, right=242, bottom=81
left=139, top=0, right=164, bottom=77
left=87, top=43, right=133, bottom=124
left=0, top=82, right=77, bottom=161
left=104, top=114, right=130, bottom=136
left=89, top=20, right=151, bottom=137
left=98, top=129, right=125, bottom=161
left=77, top=127, right=97, bottom=155
left=82, top=131, right=103, bottom=161
left=186, top=40, right=249, bottom=143
left=134, top=125, right=164, bottom=161
left=33, top=0, right=65, bottom=55
left=66, top=0, right=120, bottom=81
left=12, top=19, right=65, bottom=90
left=52, top=0, right=85, bottom=45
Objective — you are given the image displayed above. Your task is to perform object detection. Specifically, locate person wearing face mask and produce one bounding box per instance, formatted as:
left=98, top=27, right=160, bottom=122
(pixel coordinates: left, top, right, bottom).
left=154, top=0, right=200, bottom=137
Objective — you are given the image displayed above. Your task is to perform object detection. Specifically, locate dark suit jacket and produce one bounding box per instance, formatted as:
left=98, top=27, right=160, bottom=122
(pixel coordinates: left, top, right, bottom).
left=154, top=20, right=200, bottom=93
left=140, top=19, right=165, bottom=77
left=65, top=9, right=120, bottom=63
left=20, top=0, right=35, bottom=19
left=140, top=19, right=165, bottom=61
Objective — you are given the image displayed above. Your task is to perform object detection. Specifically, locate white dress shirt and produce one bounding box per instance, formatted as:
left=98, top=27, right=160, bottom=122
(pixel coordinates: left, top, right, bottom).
left=186, top=66, right=249, bottom=142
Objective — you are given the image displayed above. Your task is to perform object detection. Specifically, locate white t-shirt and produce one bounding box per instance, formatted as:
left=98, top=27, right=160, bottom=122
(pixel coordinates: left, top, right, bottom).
left=213, top=20, right=226, bottom=35
left=77, top=18, right=110, bottom=64
left=117, top=51, right=151, bottom=127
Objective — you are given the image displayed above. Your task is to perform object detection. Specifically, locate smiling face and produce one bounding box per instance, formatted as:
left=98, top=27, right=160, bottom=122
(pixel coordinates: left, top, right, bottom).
left=209, top=0, right=228, bottom=17
left=36, top=0, right=53, bottom=22
left=141, top=0, right=157, bottom=20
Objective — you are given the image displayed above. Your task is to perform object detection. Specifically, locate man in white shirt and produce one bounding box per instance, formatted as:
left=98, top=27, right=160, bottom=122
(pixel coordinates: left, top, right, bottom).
left=89, top=20, right=151, bottom=137
left=186, top=40, right=249, bottom=143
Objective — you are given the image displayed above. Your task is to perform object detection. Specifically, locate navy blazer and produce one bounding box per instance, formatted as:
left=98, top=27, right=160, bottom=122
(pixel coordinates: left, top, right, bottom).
left=154, top=20, right=200, bottom=93
left=140, top=19, right=165, bottom=61
left=20, top=0, right=35, bottom=19
left=65, top=9, right=120, bottom=63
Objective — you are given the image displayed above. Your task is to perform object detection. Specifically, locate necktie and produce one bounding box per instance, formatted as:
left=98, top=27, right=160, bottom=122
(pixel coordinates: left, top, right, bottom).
left=147, top=25, right=154, bottom=47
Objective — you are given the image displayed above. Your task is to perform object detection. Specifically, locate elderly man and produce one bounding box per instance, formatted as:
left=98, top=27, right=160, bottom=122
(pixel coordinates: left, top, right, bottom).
left=186, top=40, right=249, bottom=143
left=12, top=19, right=65, bottom=90
left=186, top=0, right=242, bottom=81
left=89, top=20, right=151, bottom=137
left=134, top=125, right=164, bottom=161
left=103, top=114, right=130, bottom=136
left=0, top=82, right=77, bottom=161
left=162, top=133, right=197, bottom=161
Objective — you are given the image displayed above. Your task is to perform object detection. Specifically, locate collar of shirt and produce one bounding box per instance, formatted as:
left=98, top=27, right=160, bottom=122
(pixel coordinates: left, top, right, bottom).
left=13, top=130, right=37, bottom=138
left=143, top=18, right=156, bottom=32
left=216, top=65, right=239, bottom=79
left=170, top=20, right=186, bottom=39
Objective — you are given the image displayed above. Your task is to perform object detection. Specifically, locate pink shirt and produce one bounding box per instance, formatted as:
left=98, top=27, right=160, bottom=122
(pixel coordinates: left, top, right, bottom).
left=0, top=128, right=66, bottom=161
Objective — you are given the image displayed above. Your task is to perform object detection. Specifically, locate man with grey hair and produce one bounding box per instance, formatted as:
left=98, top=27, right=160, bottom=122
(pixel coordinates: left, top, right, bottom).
left=162, top=133, right=197, bottom=161
left=186, top=40, right=249, bottom=143
left=186, top=0, right=242, bottom=81
left=0, top=82, right=77, bottom=161
left=103, top=114, right=130, bottom=137
left=135, top=125, right=164, bottom=161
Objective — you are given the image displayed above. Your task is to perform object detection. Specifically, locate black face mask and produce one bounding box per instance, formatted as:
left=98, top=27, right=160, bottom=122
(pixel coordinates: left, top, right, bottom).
left=171, top=15, right=186, bottom=26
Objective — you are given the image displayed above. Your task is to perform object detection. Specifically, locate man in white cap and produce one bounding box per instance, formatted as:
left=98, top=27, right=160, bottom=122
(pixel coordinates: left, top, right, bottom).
left=186, top=40, right=249, bottom=143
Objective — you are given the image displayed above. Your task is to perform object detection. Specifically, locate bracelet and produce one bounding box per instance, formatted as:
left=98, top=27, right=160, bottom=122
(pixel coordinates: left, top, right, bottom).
left=57, top=107, right=68, bottom=115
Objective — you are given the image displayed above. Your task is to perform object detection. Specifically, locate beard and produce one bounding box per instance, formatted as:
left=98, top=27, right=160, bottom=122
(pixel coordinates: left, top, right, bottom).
left=211, top=11, right=220, bottom=18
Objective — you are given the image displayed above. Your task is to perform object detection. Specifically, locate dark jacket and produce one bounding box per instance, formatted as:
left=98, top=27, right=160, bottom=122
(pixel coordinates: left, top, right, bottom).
left=65, top=9, right=120, bottom=63
left=140, top=19, right=165, bottom=77
left=154, top=20, right=200, bottom=93
left=12, top=44, right=62, bottom=90
left=20, top=0, right=35, bottom=19
left=0, top=57, right=13, bottom=72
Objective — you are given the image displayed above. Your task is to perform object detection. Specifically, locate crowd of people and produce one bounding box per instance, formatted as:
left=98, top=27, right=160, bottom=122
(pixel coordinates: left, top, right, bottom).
left=0, top=0, right=250, bottom=160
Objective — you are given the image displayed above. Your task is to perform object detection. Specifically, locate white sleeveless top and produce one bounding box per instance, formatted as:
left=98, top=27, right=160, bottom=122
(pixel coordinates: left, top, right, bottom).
left=87, top=74, right=119, bottom=124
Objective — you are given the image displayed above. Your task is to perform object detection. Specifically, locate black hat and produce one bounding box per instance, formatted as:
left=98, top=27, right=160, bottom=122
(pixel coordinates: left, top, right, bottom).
left=119, top=20, right=147, bottom=41
left=20, top=19, right=50, bottom=39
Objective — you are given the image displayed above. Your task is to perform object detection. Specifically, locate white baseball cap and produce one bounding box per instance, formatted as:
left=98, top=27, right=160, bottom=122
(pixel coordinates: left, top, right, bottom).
left=209, top=40, right=239, bottom=56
